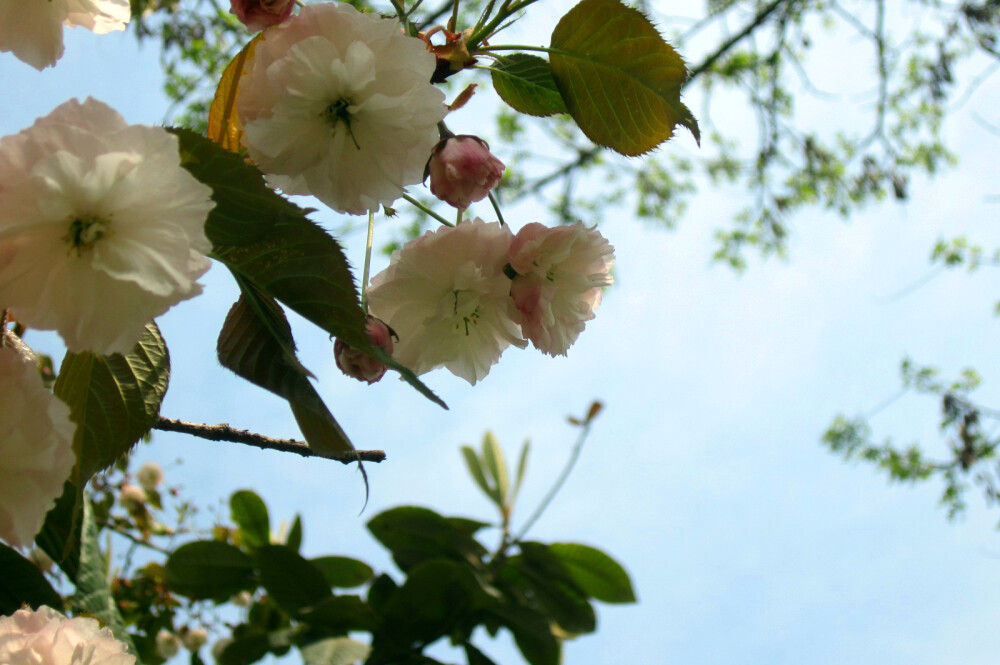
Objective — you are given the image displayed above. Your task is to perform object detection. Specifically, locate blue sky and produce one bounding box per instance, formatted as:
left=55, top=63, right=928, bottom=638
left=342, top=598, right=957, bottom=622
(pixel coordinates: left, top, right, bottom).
left=4, top=4, right=1000, bottom=664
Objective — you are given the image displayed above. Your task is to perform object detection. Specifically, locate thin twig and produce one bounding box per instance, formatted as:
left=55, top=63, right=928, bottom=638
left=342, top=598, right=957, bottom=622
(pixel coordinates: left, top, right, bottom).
left=154, top=417, right=387, bottom=464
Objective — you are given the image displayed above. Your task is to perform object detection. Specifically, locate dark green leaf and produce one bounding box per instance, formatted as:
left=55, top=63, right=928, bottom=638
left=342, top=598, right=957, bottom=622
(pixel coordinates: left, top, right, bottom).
left=301, top=637, right=370, bottom=665
left=299, top=595, right=378, bottom=633
left=549, top=0, right=699, bottom=155
left=230, top=490, right=270, bottom=551
left=372, top=560, right=491, bottom=655
left=54, top=322, right=169, bottom=483
left=217, top=629, right=271, bottom=665
left=169, top=128, right=445, bottom=409
left=286, top=515, right=303, bottom=551
left=366, top=574, right=397, bottom=615
left=549, top=543, right=636, bottom=603
left=367, top=506, right=487, bottom=572
left=217, top=292, right=352, bottom=456
left=0, top=544, right=62, bottom=613
left=255, top=544, right=331, bottom=613
left=502, top=557, right=595, bottom=635
left=311, top=556, right=375, bottom=588
left=490, top=604, right=560, bottom=665
left=72, top=501, right=136, bottom=652
left=165, top=540, right=256, bottom=601
left=490, top=54, right=567, bottom=117
left=464, top=643, right=499, bottom=665
left=35, top=480, right=82, bottom=582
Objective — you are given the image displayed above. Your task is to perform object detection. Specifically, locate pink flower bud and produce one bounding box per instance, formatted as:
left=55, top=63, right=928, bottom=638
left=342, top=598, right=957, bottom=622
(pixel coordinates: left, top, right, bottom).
left=230, top=0, right=294, bottom=32
left=334, top=316, right=396, bottom=384
left=427, top=136, right=505, bottom=210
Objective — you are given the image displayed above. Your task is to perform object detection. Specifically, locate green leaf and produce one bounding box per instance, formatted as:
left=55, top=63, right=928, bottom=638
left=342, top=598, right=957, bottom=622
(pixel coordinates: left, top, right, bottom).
left=490, top=54, right=567, bottom=117
left=230, top=490, right=271, bottom=551
left=512, top=440, right=530, bottom=504
left=165, top=541, right=256, bottom=601
left=549, top=543, right=636, bottom=603
left=255, top=545, right=331, bottom=614
left=217, top=292, right=353, bottom=456
left=461, top=445, right=495, bottom=504
left=72, top=501, right=136, bottom=652
left=506, top=543, right=597, bottom=635
left=298, top=595, right=378, bottom=633
left=367, top=506, right=487, bottom=572
left=54, top=322, right=169, bottom=483
left=168, top=128, right=444, bottom=409
left=311, top=556, right=375, bottom=588
left=301, top=638, right=371, bottom=665
left=464, top=643, right=499, bottom=665
left=0, top=544, right=62, bottom=613
left=489, top=604, right=560, bottom=665
left=372, top=560, right=492, bottom=656
left=35, top=480, right=82, bottom=582
left=286, top=514, right=303, bottom=551
left=549, top=0, right=699, bottom=155
left=482, top=432, right=510, bottom=507
left=217, top=629, right=271, bottom=665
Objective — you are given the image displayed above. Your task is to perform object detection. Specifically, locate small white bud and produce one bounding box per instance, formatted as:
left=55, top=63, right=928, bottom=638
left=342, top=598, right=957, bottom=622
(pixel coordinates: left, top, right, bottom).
left=181, top=627, right=209, bottom=652
left=156, top=630, right=182, bottom=660
left=230, top=591, right=253, bottom=607
left=136, top=462, right=164, bottom=490
left=118, top=484, right=147, bottom=512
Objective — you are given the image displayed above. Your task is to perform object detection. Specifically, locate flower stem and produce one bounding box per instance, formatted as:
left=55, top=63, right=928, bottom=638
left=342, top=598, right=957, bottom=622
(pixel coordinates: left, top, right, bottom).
left=513, top=412, right=598, bottom=543
left=402, top=193, right=455, bottom=226
left=488, top=191, right=506, bottom=226
left=361, top=209, right=375, bottom=312
left=449, top=0, right=460, bottom=31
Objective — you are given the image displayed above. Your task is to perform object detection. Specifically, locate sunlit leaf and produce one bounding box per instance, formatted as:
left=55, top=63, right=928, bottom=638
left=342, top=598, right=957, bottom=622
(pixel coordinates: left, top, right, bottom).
left=207, top=35, right=261, bottom=153
left=549, top=0, right=700, bottom=155
left=301, top=637, right=371, bottom=665
left=490, top=54, right=567, bottom=117
left=54, top=323, right=169, bottom=483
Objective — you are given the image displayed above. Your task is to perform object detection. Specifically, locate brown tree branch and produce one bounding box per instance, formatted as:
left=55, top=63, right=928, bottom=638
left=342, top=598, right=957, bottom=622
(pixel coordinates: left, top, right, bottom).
left=154, top=417, right=387, bottom=464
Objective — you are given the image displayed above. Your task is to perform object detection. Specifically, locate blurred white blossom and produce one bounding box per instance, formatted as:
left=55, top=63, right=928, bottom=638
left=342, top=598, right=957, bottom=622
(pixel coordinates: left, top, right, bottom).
left=0, top=347, right=76, bottom=548
left=368, top=218, right=525, bottom=384
left=135, top=462, right=164, bottom=491
left=0, top=605, right=134, bottom=665
left=0, top=98, right=215, bottom=355
left=0, top=0, right=130, bottom=70
left=155, top=630, right=181, bottom=660
left=237, top=3, right=446, bottom=213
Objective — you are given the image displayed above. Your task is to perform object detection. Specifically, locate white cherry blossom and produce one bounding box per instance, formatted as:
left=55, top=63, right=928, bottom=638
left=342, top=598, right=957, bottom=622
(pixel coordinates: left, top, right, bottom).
left=0, top=606, right=135, bottom=665
left=0, top=98, right=215, bottom=355
left=237, top=3, right=446, bottom=214
left=0, top=347, right=76, bottom=549
left=368, top=218, right=525, bottom=385
left=0, top=0, right=130, bottom=70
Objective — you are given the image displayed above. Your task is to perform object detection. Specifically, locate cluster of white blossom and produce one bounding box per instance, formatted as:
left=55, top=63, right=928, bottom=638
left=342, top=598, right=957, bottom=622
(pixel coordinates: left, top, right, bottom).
left=366, top=218, right=614, bottom=385
left=1, top=3, right=216, bottom=553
